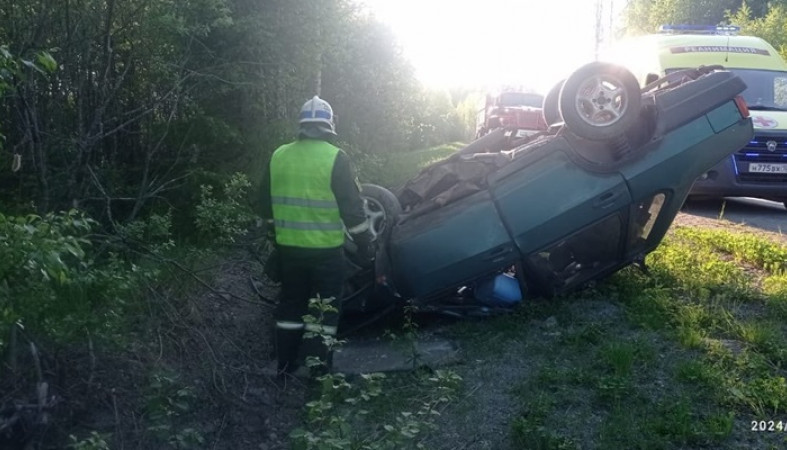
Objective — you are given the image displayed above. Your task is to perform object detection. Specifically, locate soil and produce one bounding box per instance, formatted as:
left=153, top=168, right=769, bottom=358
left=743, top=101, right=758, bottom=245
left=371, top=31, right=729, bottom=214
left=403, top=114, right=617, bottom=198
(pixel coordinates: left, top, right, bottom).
left=8, top=211, right=786, bottom=449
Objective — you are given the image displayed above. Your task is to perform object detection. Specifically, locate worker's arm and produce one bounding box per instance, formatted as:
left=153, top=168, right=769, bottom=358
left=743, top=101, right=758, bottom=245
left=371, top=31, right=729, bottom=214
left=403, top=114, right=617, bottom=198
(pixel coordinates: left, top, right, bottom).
left=331, top=150, right=374, bottom=263
left=331, top=150, right=368, bottom=232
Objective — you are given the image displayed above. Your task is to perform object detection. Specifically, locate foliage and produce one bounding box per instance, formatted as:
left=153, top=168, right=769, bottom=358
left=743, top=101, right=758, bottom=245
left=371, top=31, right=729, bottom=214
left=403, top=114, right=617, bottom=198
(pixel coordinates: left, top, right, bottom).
left=144, top=371, right=204, bottom=449
left=194, top=172, right=254, bottom=244
left=291, top=297, right=462, bottom=450
left=356, top=142, right=463, bottom=188
left=116, top=210, right=176, bottom=255
left=0, top=0, right=465, bottom=234
left=67, top=431, right=111, bottom=450
left=621, top=0, right=786, bottom=36
left=0, top=209, right=141, bottom=350
left=729, top=3, right=787, bottom=60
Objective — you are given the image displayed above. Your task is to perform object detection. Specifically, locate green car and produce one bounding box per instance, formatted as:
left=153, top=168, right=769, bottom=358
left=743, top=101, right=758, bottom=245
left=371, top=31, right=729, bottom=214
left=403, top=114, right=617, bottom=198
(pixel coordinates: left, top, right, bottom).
left=343, top=62, right=753, bottom=318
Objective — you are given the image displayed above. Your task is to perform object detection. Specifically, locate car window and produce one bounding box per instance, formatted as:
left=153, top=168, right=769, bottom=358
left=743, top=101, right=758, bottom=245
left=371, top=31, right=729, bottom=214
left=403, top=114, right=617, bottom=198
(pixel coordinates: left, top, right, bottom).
left=527, top=214, right=623, bottom=290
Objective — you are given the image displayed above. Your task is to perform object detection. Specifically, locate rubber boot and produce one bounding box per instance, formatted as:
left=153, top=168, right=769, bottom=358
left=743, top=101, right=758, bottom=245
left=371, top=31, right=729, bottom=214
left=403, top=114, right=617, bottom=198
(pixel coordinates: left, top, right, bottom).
left=300, top=334, right=332, bottom=376
left=275, top=328, right=304, bottom=374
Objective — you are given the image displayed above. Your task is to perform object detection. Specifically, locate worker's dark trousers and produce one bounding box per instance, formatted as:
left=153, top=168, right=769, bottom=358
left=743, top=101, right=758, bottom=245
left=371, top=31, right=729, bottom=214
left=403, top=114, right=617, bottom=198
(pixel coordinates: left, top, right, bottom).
left=274, top=246, right=344, bottom=374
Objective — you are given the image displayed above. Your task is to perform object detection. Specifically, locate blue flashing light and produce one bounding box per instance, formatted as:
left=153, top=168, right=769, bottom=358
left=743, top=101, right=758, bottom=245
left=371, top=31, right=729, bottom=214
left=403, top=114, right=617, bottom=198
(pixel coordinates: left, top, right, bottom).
left=732, top=155, right=740, bottom=176
left=659, top=24, right=740, bottom=35
left=745, top=153, right=760, bottom=157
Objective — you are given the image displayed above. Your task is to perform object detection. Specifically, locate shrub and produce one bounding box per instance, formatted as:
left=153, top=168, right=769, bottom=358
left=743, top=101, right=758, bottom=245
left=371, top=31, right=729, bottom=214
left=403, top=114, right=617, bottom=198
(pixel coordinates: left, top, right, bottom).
left=0, top=210, right=141, bottom=352
left=194, top=172, right=255, bottom=245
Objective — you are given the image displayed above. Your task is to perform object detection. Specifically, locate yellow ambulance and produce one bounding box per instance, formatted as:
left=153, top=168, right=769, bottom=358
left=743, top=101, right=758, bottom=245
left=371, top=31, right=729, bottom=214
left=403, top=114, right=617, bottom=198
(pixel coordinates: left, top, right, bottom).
left=606, top=25, right=787, bottom=209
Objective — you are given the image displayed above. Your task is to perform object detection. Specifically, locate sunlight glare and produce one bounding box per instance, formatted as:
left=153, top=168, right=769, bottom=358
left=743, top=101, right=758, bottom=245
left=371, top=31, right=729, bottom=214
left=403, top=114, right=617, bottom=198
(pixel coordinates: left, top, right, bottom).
left=359, top=0, right=602, bottom=93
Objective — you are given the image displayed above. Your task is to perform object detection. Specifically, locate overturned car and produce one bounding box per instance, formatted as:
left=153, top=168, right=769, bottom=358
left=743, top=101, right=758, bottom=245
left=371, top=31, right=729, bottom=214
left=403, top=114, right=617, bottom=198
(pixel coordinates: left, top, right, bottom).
left=342, top=62, right=753, bottom=320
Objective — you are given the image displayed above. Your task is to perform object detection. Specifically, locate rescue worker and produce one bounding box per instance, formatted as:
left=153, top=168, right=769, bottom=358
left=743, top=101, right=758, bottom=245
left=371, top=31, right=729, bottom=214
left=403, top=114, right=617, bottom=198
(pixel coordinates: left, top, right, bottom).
left=263, top=95, right=374, bottom=377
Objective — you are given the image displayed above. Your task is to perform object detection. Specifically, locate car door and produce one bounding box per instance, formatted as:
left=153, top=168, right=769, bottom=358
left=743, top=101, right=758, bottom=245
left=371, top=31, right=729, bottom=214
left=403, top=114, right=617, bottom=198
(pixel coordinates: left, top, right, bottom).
left=489, top=136, right=633, bottom=294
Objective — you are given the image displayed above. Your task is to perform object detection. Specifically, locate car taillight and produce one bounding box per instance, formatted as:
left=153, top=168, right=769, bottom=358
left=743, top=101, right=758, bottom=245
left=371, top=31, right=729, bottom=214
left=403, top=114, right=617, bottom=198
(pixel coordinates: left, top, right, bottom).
left=734, top=95, right=750, bottom=118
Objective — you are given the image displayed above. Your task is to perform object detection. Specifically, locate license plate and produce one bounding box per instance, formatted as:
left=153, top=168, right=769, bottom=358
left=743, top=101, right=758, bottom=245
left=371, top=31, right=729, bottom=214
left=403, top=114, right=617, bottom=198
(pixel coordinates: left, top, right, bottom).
left=748, top=163, right=787, bottom=174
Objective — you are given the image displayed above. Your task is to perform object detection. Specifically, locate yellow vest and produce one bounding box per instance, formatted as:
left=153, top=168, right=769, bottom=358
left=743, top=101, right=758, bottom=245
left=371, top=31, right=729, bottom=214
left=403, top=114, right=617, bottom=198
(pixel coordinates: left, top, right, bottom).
left=270, top=140, right=344, bottom=248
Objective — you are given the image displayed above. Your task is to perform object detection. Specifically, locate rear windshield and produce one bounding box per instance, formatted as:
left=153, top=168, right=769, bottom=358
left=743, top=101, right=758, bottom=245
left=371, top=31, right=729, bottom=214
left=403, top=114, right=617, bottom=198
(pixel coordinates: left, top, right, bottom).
left=497, top=92, right=544, bottom=108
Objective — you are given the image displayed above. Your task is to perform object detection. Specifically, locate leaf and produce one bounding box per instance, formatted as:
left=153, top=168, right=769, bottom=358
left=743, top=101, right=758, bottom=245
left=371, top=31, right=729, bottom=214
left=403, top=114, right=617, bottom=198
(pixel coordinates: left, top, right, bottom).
left=729, top=386, right=746, bottom=401
left=36, top=51, right=57, bottom=73
left=21, top=59, right=45, bottom=75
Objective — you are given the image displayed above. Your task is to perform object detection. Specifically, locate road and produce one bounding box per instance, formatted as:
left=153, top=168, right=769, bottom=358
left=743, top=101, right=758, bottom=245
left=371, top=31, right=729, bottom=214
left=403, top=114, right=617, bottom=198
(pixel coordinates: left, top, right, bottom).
left=681, top=197, right=786, bottom=234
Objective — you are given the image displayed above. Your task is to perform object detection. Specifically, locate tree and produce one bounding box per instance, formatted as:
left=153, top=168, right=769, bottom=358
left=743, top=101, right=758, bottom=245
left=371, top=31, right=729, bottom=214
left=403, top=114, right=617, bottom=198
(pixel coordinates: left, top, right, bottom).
left=621, top=0, right=777, bottom=35
left=728, top=3, right=787, bottom=59
left=0, top=0, right=458, bottom=235
left=322, top=11, right=421, bottom=155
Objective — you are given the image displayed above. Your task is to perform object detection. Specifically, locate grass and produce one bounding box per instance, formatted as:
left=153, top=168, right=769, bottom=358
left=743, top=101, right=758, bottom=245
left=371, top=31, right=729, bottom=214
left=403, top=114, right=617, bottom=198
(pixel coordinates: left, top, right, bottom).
left=407, top=223, right=787, bottom=449
left=358, top=142, right=464, bottom=189
left=313, top=147, right=787, bottom=448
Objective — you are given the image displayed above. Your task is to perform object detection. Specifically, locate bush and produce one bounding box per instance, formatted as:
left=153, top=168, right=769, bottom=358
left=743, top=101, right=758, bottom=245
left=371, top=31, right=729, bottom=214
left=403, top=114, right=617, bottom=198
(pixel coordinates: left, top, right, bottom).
left=194, top=172, right=255, bottom=245
left=0, top=210, right=141, bottom=351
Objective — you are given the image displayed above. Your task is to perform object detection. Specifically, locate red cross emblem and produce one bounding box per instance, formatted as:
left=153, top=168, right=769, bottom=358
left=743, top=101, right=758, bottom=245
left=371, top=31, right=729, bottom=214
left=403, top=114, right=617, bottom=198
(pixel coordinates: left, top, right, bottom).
left=752, top=115, right=778, bottom=128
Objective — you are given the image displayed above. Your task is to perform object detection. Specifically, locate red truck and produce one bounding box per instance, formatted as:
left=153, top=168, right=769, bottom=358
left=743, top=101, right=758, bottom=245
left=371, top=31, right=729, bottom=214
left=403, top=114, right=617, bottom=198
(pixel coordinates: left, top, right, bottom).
left=476, top=90, right=547, bottom=138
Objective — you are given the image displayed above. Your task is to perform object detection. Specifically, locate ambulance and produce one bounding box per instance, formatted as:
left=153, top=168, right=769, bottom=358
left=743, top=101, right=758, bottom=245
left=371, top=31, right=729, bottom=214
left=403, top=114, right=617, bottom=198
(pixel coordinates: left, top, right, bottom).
left=606, top=25, right=787, bottom=209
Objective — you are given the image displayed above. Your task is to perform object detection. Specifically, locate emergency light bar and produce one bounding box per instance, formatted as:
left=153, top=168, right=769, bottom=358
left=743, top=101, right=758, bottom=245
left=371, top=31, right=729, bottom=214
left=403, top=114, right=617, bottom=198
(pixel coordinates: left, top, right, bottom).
left=659, top=24, right=740, bottom=35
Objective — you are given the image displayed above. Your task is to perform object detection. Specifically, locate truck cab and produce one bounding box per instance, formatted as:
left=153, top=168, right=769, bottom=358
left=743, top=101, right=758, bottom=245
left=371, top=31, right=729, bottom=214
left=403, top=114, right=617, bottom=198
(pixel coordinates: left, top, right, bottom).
left=476, top=91, right=547, bottom=138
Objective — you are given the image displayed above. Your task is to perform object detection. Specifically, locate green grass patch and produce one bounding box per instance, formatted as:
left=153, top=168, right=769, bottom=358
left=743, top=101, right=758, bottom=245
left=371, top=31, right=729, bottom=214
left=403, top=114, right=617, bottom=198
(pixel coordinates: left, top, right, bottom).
left=611, top=227, right=787, bottom=419
left=510, top=393, right=579, bottom=450
left=599, top=398, right=734, bottom=449
left=378, top=223, right=787, bottom=449
left=673, top=226, right=787, bottom=273
left=358, top=142, right=464, bottom=188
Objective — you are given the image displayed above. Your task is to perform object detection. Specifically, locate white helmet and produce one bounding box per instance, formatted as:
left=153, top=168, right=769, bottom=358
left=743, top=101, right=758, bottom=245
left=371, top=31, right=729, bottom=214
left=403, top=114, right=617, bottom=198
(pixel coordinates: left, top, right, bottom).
left=298, top=95, right=337, bottom=136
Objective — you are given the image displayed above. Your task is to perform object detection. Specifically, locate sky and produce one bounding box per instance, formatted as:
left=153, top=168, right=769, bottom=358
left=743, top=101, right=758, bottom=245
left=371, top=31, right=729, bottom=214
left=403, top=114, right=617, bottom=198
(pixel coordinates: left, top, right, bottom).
left=358, top=0, right=619, bottom=93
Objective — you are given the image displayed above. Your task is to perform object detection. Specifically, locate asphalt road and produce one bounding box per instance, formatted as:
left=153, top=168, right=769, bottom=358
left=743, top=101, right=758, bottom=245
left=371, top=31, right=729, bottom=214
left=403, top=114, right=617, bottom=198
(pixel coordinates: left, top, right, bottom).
left=682, top=197, right=787, bottom=234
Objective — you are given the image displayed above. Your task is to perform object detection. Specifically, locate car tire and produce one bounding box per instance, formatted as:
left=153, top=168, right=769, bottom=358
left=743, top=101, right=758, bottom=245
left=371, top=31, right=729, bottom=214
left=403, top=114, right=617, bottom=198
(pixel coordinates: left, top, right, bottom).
left=542, top=79, right=565, bottom=127
left=360, top=183, right=401, bottom=242
left=558, top=62, right=641, bottom=141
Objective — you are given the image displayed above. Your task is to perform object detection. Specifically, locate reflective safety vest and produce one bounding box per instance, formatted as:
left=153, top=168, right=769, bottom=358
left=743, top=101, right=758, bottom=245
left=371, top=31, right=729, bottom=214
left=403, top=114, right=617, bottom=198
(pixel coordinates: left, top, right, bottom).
left=270, top=139, right=344, bottom=248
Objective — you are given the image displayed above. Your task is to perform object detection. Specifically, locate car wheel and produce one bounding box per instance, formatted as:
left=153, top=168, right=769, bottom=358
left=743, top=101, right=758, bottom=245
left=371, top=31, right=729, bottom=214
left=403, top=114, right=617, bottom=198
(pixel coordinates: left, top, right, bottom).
left=558, top=62, right=641, bottom=141
left=360, top=183, right=401, bottom=242
left=542, top=79, right=565, bottom=127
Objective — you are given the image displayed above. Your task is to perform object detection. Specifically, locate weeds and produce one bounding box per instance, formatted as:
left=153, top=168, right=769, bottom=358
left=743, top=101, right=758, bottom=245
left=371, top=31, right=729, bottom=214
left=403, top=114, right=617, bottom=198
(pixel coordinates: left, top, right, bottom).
left=67, top=432, right=111, bottom=450
left=194, top=172, right=255, bottom=245
left=357, top=143, right=463, bottom=188
left=291, top=297, right=462, bottom=450
left=511, top=393, right=577, bottom=450
left=497, top=225, right=787, bottom=449
left=144, top=371, right=204, bottom=449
